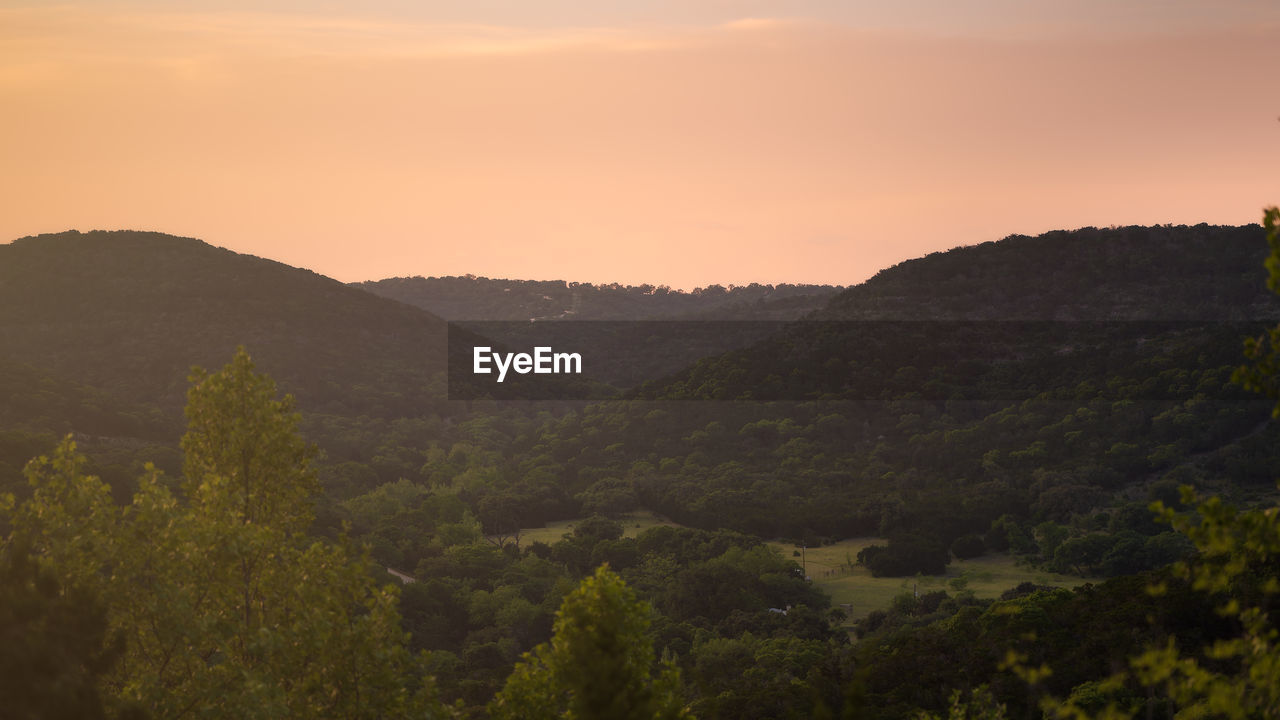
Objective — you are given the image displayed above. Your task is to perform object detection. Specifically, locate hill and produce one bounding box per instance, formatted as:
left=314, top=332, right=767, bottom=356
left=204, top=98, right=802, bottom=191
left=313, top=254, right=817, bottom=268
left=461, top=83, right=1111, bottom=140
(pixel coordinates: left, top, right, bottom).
left=356, top=275, right=842, bottom=321
left=644, top=224, right=1278, bottom=402
left=5, top=223, right=1280, bottom=718
left=819, top=224, right=1273, bottom=321
left=0, top=230, right=452, bottom=424
left=363, top=276, right=843, bottom=394
left=488, top=225, right=1280, bottom=549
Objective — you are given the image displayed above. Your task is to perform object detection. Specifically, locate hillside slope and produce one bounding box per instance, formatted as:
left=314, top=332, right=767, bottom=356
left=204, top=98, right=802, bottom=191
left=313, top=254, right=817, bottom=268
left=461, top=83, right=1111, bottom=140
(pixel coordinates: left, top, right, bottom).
left=490, top=225, right=1280, bottom=547
left=644, top=224, right=1278, bottom=402
left=0, top=230, right=450, bottom=421
left=357, top=275, right=842, bottom=321
left=821, top=224, right=1273, bottom=321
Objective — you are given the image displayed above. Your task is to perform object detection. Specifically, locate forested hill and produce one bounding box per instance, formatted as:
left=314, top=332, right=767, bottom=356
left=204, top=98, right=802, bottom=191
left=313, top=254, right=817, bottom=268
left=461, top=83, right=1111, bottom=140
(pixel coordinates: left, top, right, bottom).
left=821, top=224, right=1274, bottom=320
left=643, top=224, right=1279, bottom=402
left=505, top=224, right=1280, bottom=547
left=0, top=230, right=449, bottom=422
left=356, top=275, right=842, bottom=321
left=5, top=224, right=1280, bottom=718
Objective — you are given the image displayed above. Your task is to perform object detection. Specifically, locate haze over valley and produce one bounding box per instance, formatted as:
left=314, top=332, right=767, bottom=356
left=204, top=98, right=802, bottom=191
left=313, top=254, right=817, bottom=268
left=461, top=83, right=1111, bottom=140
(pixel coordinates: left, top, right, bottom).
left=3, top=222, right=1280, bottom=716
left=5, top=0, right=1280, bottom=716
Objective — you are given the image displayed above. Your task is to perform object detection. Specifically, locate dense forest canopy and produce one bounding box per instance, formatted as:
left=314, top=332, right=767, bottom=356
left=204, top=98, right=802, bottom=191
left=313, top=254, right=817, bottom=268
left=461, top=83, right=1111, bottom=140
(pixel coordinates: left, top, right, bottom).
left=356, top=275, right=843, bottom=322
left=2, top=221, right=1279, bottom=718
left=0, top=230, right=451, bottom=420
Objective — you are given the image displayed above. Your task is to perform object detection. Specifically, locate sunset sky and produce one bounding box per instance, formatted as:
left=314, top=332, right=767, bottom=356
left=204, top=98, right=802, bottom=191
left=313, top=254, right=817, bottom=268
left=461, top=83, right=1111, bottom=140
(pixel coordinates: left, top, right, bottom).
left=3, top=1, right=1278, bottom=288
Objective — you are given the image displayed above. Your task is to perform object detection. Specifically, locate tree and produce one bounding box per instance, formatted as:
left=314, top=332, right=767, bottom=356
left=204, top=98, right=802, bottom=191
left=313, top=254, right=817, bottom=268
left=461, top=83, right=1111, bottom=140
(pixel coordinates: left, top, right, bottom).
left=1049, top=534, right=1115, bottom=576
left=0, top=537, right=134, bottom=720
left=1022, top=485, right=1280, bottom=720
left=489, top=565, right=692, bottom=720
left=2, top=349, right=444, bottom=719
left=1236, top=207, right=1280, bottom=417
left=997, top=208, right=1280, bottom=719
left=1102, top=208, right=1280, bottom=718
left=949, top=534, right=986, bottom=560
left=689, top=633, right=844, bottom=719
left=181, top=347, right=317, bottom=532
left=857, top=536, right=950, bottom=577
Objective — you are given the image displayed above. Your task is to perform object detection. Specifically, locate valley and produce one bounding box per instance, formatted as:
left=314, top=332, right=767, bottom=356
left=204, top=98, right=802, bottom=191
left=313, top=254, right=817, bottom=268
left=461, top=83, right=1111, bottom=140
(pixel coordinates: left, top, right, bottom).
left=3, top=222, right=1279, bottom=718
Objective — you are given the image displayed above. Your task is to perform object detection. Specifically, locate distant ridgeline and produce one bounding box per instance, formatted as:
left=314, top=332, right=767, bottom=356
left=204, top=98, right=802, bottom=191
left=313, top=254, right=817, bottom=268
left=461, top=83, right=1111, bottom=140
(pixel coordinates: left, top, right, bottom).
left=821, top=223, right=1274, bottom=321
left=0, top=230, right=453, bottom=500
left=355, top=275, right=843, bottom=321
left=361, top=273, right=844, bottom=394
left=0, top=224, right=1277, bottom=543
left=4, top=224, right=1280, bottom=717
left=0, top=230, right=455, bottom=415
left=643, top=223, right=1280, bottom=401
left=477, top=225, right=1280, bottom=548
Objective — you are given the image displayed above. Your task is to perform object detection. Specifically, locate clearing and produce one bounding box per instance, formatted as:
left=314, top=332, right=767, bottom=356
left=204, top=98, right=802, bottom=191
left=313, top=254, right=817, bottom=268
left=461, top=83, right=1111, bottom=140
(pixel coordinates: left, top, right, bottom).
left=516, top=519, right=1091, bottom=626
left=769, top=537, right=1097, bottom=624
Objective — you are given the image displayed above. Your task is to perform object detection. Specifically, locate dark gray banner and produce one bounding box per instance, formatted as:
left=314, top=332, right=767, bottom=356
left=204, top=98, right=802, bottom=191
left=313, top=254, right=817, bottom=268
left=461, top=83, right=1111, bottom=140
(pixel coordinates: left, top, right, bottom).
left=446, top=320, right=1268, bottom=401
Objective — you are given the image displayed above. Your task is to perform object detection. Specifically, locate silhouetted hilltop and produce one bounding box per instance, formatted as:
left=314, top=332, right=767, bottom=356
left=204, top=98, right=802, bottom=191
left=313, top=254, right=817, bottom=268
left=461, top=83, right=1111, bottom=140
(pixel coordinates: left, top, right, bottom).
left=0, top=230, right=449, bottom=420
left=642, top=224, right=1278, bottom=403
left=821, top=224, right=1274, bottom=320
left=356, top=275, right=842, bottom=321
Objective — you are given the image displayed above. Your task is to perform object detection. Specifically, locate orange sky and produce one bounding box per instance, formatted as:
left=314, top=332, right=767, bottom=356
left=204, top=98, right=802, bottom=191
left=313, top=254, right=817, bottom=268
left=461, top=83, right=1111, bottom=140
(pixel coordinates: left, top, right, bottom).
left=2, top=3, right=1278, bottom=288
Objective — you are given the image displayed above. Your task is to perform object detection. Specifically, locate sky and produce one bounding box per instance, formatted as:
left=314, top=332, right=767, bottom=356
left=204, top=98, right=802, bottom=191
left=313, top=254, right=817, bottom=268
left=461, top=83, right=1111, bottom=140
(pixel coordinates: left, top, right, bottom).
left=2, top=1, right=1278, bottom=288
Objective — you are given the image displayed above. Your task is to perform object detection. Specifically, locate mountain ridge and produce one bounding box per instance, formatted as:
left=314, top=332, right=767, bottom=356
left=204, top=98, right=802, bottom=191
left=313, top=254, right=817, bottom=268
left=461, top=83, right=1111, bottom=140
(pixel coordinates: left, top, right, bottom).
left=0, top=229, right=450, bottom=421
left=356, top=274, right=843, bottom=321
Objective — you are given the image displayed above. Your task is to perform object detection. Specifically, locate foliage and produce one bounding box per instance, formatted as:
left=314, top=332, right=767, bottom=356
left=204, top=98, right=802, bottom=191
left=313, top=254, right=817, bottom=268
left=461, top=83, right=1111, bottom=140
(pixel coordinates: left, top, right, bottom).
left=358, top=275, right=841, bottom=322
left=919, top=688, right=1008, bottom=720
left=5, top=223, right=1280, bottom=717
left=1236, top=207, right=1280, bottom=417
left=1131, top=488, right=1280, bottom=717
left=0, top=537, right=134, bottom=720
left=688, top=632, right=850, bottom=719
left=489, top=565, right=692, bottom=720
left=858, top=537, right=950, bottom=577
left=181, top=348, right=318, bottom=531
left=1026, top=206, right=1280, bottom=719
left=0, top=230, right=449, bottom=421
left=949, top=534, right=986, bottom=560
left=1023, top=485, right=1280, bottom=720
left=1, top=349, right=443, bottom=719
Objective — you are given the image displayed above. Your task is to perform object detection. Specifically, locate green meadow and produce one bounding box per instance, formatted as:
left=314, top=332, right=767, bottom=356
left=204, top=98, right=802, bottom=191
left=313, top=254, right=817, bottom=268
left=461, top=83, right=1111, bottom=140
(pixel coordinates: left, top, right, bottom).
left=770, top=537, right=1097, bottom=623
left=519, top=518, right=1093, bottom=626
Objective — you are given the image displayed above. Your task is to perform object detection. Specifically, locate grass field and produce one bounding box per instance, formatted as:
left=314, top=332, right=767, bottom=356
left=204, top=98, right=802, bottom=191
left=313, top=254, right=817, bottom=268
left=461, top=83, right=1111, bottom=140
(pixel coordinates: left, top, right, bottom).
left=518, top=517, right=1091, bottom=627
left=769, top=537, right=1096, bottom=623
left=768, top=535, right=1100, bottom=620
left=517, top=510, right=685, bottom=546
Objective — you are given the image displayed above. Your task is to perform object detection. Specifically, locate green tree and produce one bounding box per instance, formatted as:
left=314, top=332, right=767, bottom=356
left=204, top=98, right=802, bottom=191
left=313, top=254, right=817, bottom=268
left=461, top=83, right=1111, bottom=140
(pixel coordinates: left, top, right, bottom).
left=1106, top=208, right=1280, bottom=718
left=998, top=207, right=1280, bottom=719
left=919, top=688, right=1008, bottom=720
left=181, top=347, right=317, bottom=531
left=0, top=537, right=135, bottom=720
left=489, top=565, right=692, bottom=720
left=689, top=633, right=842, bottom=719
left=3, top=349, right=444, bottom=719
left=1027, top=485, right=1280, bottom=720
left=1236, top=207, right=1280, bottom=416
